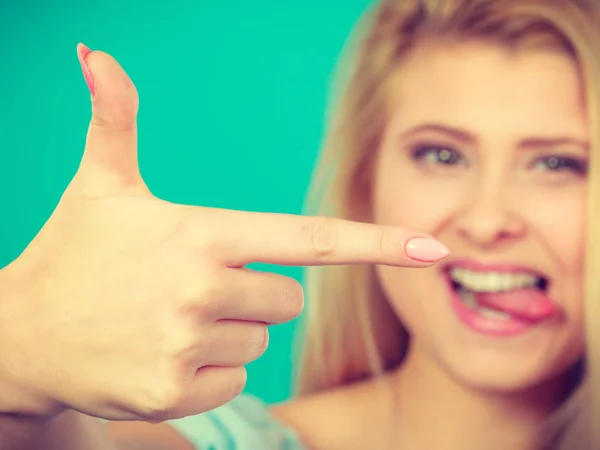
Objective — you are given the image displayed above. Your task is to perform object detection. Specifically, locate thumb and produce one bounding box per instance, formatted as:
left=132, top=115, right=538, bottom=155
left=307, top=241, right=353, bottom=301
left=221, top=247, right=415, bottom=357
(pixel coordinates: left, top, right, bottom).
left=74, top=43, right=147, bottom=197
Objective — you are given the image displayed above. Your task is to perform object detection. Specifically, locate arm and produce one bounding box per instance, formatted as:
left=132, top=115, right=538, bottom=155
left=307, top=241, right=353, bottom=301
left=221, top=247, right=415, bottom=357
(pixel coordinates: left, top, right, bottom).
left=0, top=411, right=194, bottom=450
left=107, top=421, right=195, bottom=450
left=0, top=411, right=117, bottom=450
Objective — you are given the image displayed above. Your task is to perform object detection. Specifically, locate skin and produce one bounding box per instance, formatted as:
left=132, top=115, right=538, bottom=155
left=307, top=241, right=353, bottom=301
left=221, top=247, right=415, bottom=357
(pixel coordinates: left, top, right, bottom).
left=0, top=33, right=587, bottom=450
left=271, top=41, right=589, bottom=450
left=0, top=43, right=449, bottom=449
left=107, top=40, right=589, bottom=449
left=375, top=40, right=587, bottom=396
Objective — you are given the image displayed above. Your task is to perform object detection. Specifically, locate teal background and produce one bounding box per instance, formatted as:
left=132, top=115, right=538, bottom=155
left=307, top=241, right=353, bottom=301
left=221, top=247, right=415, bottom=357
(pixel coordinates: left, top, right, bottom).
left=0, top=1, right=371, bottom=403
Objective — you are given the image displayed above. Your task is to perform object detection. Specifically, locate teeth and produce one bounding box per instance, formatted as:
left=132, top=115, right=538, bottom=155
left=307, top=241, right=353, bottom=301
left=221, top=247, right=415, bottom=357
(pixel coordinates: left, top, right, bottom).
left=450, top=267, right=540, bottom=293
left=459, top=288, right=479, bottom=309
left=478, top=307, right=511, bottom=321
left=457, top=288, right=511, bottom=321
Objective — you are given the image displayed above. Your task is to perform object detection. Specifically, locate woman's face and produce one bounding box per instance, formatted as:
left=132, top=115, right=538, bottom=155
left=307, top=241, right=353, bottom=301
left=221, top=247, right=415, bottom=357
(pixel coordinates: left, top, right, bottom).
left=373, top=41, right=588, bottom=393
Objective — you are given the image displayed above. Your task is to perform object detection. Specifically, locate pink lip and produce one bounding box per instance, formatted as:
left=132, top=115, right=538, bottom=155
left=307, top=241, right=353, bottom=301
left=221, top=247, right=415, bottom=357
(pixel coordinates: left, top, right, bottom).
left=441, top=257, right=559, bottom=336
left=443, top=275, right=534, bottom=337
left=444, top=258, right=546, bottom=277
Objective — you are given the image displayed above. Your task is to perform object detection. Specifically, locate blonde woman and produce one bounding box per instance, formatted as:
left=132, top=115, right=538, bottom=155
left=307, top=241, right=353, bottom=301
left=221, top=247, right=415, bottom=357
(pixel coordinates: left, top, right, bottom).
left=0, top=0, right=597, bottom=449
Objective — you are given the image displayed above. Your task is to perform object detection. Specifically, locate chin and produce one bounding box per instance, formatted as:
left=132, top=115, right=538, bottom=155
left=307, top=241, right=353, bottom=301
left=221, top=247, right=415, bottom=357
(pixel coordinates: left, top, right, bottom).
left=432, top=345, right=581, bottom=397
left=378, top=262, right=585, bottom=400
left=430, top=260, right=585, bottom=397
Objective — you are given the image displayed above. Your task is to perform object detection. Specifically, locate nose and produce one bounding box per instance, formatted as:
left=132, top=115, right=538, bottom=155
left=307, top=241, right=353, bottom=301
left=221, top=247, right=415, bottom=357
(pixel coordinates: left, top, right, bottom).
left=454, top=184, right=526, bottom=248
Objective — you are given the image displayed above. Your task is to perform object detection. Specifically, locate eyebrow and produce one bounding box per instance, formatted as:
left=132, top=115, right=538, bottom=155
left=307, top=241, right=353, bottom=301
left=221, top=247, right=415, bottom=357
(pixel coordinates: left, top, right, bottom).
left=400, top=123, right=589, bottom=151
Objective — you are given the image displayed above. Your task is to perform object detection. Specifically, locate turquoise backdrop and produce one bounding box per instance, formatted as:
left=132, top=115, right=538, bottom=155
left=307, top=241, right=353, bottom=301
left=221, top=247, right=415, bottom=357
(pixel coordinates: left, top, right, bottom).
left=0, top=0, right=372, bottom=403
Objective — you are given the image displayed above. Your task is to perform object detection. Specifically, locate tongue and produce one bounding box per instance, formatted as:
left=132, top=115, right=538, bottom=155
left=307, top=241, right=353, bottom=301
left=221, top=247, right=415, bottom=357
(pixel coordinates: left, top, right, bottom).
left=475, top=288, right=559, bottom=321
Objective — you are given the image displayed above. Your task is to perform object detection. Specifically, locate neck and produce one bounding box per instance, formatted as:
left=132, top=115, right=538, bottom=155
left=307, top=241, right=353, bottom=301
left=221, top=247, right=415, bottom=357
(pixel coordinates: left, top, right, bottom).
left=390, top=342, right=571, bottom=450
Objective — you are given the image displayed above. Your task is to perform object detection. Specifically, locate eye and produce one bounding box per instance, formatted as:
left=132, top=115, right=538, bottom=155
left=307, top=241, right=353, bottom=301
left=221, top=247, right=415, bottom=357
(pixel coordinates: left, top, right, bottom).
left=411, top=145, right=465, bottom=167
left=531, top=156, right=588, bottom=175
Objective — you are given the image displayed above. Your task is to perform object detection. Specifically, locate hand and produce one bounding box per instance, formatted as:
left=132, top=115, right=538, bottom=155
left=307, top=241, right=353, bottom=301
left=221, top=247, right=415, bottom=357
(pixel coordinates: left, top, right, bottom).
left=0, top=45, right=449, bottom=423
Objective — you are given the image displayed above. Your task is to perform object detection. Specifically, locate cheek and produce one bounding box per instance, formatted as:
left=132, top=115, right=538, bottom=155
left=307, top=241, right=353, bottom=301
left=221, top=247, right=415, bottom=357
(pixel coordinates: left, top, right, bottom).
left=521, top=186, right=586, bottom=332
left=521, top=186, right=586, bottom=273
left=371, top=157, right=466, bottom=329
left=372, top=159, right=468, bottom=231
left=372, top=159, right=450, bottom=327
left=375, top=263, right=443, bottom=335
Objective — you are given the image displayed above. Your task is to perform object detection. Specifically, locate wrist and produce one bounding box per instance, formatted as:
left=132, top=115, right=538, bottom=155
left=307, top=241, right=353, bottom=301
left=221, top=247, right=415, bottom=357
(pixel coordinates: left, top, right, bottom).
left=0, top=410, right=119, bottom=450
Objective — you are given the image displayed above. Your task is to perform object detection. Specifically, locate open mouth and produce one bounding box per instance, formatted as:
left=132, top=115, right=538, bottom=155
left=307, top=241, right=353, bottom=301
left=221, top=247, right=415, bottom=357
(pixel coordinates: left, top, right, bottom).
left=446, top=266, right=552, bottom=322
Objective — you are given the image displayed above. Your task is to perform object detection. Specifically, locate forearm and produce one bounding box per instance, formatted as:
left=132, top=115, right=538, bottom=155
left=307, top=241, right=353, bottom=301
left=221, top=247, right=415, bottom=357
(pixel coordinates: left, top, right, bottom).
left=0, top=411, right=120, bottom=450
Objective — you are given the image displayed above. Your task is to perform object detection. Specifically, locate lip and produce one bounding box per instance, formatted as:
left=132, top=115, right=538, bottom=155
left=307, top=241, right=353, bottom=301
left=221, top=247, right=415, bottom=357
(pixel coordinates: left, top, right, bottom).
left=442, top=274, right=536, bottom=337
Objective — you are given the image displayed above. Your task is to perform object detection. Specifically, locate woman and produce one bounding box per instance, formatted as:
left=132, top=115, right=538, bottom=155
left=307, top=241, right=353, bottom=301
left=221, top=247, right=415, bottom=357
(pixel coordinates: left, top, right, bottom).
left=0, top=0, right=597, bottom=449
left=160, top=0, right=598, bottom=448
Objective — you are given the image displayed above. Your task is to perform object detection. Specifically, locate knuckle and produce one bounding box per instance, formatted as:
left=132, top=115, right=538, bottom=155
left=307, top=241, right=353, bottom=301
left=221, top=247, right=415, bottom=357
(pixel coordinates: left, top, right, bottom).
left=151, top=312, right=197, bottom=360
left=90, top=80, right=138, bottom=133
left=176, top=263, right=225, bottom=321
left=193, top=279, right=223, bottom=320
left=140, top=382, right=185, bottom=424
left=90, top=113, right=137, bottom=133
left=376, top=227, right=394, bottom=262
left=145, top=408, right=170, bottom=424
left=176, top=208, right=227, bottom=255
left=306, top=217, right=338, bottom=259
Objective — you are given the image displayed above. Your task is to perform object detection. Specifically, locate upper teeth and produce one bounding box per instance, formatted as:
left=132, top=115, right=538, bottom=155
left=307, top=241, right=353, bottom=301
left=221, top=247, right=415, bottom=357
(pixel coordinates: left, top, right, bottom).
left=450, top=268, right=540, bottom=292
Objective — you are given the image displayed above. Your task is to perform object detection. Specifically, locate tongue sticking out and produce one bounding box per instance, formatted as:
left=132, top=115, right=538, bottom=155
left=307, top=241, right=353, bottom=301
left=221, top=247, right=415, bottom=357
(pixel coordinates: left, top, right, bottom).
left=475, top=288, right=560, bottom=322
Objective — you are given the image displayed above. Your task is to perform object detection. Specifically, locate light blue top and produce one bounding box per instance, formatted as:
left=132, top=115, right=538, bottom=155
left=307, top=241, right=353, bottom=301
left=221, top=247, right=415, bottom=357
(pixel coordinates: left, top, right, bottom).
left=169, top=395, right=306, bottom=450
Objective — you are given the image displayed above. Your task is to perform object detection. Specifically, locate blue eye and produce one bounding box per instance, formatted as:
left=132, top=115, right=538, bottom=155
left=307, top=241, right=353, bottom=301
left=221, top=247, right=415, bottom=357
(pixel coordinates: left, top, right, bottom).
left=411, top=145, right=464, bottom=166
left=532, top=156, right=587, bottom=175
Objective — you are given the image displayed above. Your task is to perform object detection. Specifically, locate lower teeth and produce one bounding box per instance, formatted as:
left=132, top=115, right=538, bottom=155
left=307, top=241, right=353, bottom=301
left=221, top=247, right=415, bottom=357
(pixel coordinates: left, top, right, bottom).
left=458, top=288, right=511, bottom=321
left=478, top=307, right=511, bottom=320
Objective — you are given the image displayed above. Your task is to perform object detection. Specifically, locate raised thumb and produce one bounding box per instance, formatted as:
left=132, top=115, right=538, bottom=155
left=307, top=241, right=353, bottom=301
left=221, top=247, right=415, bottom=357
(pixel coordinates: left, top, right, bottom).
left=74, top=44, right=147, bottom=197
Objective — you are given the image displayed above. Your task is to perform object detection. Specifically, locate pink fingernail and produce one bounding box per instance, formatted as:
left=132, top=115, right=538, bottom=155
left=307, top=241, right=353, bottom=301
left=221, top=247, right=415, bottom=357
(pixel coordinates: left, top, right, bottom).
left=77, top=43, right=95, bottom=95
left=405, top=238, right=450, bottom=262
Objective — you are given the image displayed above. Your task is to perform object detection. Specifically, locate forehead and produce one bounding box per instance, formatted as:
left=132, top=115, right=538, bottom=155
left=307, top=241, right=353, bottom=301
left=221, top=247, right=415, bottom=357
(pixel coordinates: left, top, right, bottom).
left=387, top=41, right=587, bottom=140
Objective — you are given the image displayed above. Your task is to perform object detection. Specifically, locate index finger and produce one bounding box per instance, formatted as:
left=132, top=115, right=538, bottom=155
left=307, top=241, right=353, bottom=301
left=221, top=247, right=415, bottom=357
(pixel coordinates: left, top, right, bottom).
left=215, top=210, right=450, bottom=268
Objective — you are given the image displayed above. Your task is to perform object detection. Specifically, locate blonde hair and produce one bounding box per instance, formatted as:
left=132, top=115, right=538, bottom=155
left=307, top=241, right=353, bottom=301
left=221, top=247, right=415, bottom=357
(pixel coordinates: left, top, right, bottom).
left=293, top=1, right=600, bottom=448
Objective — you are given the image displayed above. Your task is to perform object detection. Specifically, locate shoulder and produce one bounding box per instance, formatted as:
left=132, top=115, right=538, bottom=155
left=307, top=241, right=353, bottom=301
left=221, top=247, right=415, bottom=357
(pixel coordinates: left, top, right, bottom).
left=108, top=395, right=305, bottom=450
left=270, top=379, right=393, bottom=450
left=108, top=379, right=393, bottom=450
left=169, top=394, right=305, bottom=450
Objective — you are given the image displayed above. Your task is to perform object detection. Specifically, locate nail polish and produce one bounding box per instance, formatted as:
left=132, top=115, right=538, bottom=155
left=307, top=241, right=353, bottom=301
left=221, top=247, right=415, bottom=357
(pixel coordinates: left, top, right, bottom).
left=405, top=237, right=450, bottom=262
left=77, top=43, right=95, bottom=95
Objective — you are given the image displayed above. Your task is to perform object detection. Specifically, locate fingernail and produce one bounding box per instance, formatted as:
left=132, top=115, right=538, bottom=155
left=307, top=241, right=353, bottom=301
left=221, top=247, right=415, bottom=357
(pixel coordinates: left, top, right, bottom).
left=405, top=237, right=450, bottom=262
left=77, top=43, right=95, bottom=96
